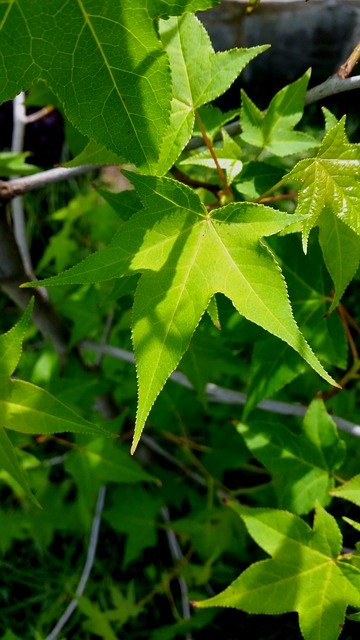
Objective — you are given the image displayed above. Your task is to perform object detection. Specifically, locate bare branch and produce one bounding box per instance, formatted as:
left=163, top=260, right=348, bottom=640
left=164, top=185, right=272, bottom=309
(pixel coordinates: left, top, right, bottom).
left=81, top=340, right=360, bottom=438
left=161, top=505, right=192, bottom=637
left=45, top=486, right=106, bottom=640
left=0, top=165, right=98, bottom=201
left=305, top=74, right=360, bottom=105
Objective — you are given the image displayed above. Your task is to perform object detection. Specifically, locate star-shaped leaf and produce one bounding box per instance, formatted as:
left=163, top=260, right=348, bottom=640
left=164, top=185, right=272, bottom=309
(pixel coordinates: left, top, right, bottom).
left=285, top=118, right=360, bottom=311
left=27, top=174, right=337, bottom=452
left=239, top=71, right=318, bottom=156
left=151, top=12, right=267, bottom=174
left=195, top=503, right=360, bottom=640
left=0, top=1, right=215, bottom=169
left=238, top=399, right=346, bottom=514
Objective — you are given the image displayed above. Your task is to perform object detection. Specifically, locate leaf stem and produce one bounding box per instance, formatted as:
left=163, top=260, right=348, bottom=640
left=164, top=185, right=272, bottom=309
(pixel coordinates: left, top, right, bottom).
left=194, top=110, right=232, bottom=200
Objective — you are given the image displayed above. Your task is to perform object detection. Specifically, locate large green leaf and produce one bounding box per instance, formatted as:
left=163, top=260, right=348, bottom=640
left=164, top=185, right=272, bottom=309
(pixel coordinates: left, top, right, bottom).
left=0, top=0, right=171, bottom=169
left=238, top=399, right=346, bottom=514
left=151, top=13, right=267, bottom=174
left=27, top=175, right=337, bottom=452
left=195, top=503, right=360, bottom=640
left=239, top=71, right=318, bottom=156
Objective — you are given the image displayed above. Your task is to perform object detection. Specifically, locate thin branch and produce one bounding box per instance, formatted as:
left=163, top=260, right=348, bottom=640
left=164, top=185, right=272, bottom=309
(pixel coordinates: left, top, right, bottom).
left=80, top=340, right=360, bottom=438
left=45, top=485, right=106, bottom=640
left=194, top=110, right=232, bottom=199
left=337, top=41, right=360, bottom=79
left=11, top=92, right=35, bottom=279
left=305, top=74, right=360, bottom=105
left=161, top=506, right=192, bottom=638
left=0, top=165, right=98, bottom=201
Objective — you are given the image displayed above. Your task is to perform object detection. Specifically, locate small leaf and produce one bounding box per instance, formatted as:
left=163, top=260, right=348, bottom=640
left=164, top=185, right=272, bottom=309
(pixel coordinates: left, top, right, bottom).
left=318, top=209, right=360, bottom=314
left=0, top=427, right=40, bottom=507
left=0, top=151, right=39, bottom=177
left=240, top=71, right=318, bottom=156
left=0, top=298, right=33, bottom=377
left=195, top=503, right=360, bottom=640
left=330, top=475, right=360, bottom=507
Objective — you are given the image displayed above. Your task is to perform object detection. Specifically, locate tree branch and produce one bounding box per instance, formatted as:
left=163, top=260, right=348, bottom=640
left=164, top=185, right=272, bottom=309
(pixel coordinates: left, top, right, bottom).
left=45, top=486, right=106, bottom=640
left=0, top=165, right=98, bottom=201
left=80, top=341, right=360, bottom=438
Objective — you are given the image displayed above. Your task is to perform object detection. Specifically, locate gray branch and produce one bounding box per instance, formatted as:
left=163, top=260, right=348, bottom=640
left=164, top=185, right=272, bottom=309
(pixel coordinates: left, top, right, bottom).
left=45, top=486, right=106, bottom=640
left=80, top=341, right=360, bottom=438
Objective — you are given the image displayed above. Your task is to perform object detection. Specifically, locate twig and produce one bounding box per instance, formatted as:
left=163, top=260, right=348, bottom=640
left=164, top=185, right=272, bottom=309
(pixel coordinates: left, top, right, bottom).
left=80, top=340, right=360, bottom=438
left=305, top=74, right=360, bottom=105
left=194, top=110, right=232, bottom=199
left=45, top=485, right=106, bottom=640
left=337, top=41, right=360, bottom=79
left=161, top=506, right=192, bottom=638
left=11, top=92, right=35, bottom=279
left=0, top=165, right=98, bottom=201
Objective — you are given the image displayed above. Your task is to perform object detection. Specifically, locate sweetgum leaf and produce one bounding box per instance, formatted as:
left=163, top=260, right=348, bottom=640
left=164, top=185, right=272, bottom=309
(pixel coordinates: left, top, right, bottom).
left=0, top=377, right=107, bottom=437
left=330, top=475, right=360, bottom=507
left=0, top=298, right=33, bottom=377
left=0, top=0, right=172, bottom=169
left=244, top=237, right=347, bottom=413
left=286, top=119, right=360, bottom=247
left=195, top=503, right=360, bottom=640
left=151, top=13, right=267, bottom=174
left=285, top=118, right=360, bottom=311
left=240, top=71, right=318, bottom=156
left=27, top=174, right=337, bottom=452
left=0, top=427, right=40, bottom=507
left=238, top=399, right=346, bottom=514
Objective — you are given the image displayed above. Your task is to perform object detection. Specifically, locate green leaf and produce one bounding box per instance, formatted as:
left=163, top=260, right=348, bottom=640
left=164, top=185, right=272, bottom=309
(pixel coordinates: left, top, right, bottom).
left=330, top=475, right=360, bottom=507
left=0, top=0, right=171, bottom=169
left=151, top=13, right=267, bottom=174
left=318, top=209, right=360, bottom=314
left=0, top=427, right=40, bottom=507
left=104, top=485, right=162, bottom=566
left=240, top=71, right=318, bottom=156
left=27, top=174, right=337, bottom=452
left=238, top=399, right=346, bottom=514
left=66, top=437, right=156, bottom=485
left=0, top=298, right=33, bottom=377
left=0, top=152, right=39, bottom=177
left=285, top=118, right=360, bottom=250
left=244, top=237, right=347, bottom=413
left=0, top=376, right=107, bottom=437
left=195, top=503, right=360, bottom=640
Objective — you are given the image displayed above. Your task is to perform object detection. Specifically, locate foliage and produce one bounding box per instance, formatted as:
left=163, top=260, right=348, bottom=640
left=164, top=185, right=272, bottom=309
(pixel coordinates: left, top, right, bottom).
left=0, top=1, right=359, bottom=639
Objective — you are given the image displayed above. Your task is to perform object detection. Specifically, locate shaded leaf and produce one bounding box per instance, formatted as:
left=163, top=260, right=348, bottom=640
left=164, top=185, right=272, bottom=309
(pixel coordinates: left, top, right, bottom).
left=0, top=427, right=40, bottom=507
left=238, top=398, right=346, bottom=514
